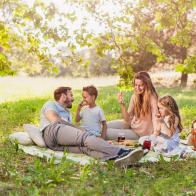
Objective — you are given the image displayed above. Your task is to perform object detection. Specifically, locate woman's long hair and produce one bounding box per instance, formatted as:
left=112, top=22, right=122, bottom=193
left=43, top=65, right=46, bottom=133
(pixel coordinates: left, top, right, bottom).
left=133, top=71, right=158, bottom=118
left=159, top=95, right=183, bottom=133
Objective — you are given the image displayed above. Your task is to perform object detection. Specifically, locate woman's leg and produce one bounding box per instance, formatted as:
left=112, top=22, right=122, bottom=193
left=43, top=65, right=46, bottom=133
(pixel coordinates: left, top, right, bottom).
left=106, top=119, right=139, bottom=140
left=107, top=119, right=130, bottom=129
left=106, top=128, right=139, bottom=140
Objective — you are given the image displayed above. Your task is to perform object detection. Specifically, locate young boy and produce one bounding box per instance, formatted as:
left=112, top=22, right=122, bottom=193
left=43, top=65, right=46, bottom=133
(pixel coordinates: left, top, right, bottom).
left=75, top=85, right=107, bottom=139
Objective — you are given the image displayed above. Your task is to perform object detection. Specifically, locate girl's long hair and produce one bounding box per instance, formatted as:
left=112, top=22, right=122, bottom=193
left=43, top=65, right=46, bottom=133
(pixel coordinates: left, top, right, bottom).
left=133, top=71, right=158, bottom=118
left=159, top=95, right=183, bottom=133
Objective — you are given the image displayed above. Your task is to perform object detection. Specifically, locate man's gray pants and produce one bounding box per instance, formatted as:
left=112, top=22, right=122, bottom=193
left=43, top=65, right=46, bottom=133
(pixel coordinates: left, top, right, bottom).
left=43, top=121, right=121, bottom=161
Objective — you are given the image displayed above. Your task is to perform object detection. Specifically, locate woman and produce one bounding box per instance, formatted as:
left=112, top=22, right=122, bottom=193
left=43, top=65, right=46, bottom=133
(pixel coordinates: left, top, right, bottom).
left=106, top=71, right=159, bottom=140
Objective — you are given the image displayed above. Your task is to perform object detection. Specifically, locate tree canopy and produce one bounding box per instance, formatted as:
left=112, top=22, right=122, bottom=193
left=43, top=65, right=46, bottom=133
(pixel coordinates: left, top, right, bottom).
left=0, top=0, right=195, bottom=86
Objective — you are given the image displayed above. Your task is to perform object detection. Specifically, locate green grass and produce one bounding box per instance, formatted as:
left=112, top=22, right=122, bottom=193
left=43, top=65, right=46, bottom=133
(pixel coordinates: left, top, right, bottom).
left=0, top=86, right=196, bottom=195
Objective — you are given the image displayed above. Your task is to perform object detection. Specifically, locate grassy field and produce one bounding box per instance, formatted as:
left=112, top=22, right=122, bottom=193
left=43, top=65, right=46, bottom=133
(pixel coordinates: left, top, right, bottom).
left=0, top=77, right=196, bottom=195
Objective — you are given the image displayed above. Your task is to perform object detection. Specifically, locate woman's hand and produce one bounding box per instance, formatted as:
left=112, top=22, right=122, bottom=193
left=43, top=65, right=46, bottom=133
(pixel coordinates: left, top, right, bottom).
left=117, top=92, right=130, bottom=124
left=117, top=92, right=124, bottom=104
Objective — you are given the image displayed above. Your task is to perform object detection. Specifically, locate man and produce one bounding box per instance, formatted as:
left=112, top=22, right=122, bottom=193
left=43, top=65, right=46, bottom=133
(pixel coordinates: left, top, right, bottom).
left=40, top=86, right=144, bottom=167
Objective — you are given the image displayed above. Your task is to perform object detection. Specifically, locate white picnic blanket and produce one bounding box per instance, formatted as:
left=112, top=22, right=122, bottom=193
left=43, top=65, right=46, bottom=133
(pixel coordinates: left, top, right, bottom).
left=18, top=143, right=196, bottom=165
left=19, top=144, right=94, bottom=165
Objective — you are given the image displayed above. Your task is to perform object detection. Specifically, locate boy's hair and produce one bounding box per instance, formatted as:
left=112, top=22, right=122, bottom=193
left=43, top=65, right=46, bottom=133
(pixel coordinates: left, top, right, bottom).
left=159, top=95, right=183, bottom=133
left=54, top=87, right=71, bottom=101
left=83, top=85, right=98, bottom=99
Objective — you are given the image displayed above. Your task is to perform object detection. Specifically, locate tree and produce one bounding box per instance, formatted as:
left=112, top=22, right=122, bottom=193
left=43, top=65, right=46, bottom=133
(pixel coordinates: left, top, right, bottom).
left=150, top=0, right=196, bottom=87
left=0, top=0, right=195, bottom=88
left=67, top=0, right=195, bottom=87
left=0, top=22, right=16, bottom=75
left=0, top=0, right=69, bottom=75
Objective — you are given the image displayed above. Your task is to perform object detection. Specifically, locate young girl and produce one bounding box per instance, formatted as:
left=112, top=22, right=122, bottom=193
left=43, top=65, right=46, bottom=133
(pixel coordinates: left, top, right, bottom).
left=140, top=95, right=183, bottom=153
left=75, top=85, right=107, bottom=139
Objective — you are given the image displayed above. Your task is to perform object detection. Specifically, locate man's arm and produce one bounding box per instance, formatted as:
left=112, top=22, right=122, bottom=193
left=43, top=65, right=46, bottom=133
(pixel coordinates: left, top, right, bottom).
left=101, top=121, right=107, bottom=140
left=45, top=110, right=61, bottom=123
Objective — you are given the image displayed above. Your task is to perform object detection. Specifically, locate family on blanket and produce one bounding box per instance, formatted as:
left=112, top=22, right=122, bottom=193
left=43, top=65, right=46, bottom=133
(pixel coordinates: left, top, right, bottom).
left=34, top=71, right=194, bottom=167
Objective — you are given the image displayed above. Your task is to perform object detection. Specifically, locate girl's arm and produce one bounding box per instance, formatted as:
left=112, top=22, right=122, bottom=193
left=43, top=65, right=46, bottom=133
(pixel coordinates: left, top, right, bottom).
left=150, top=95, right=160, bottom=133
left=153, top=121, right=161, bottom=136
left=101, top=121, right=107, bottom=140
left=160, top=116, right=179, bottom=138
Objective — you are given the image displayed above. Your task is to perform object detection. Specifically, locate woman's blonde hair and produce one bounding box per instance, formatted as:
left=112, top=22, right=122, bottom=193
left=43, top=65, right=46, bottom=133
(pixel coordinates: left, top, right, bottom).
left=133, top=71, right=158, bottom=118
left=159, top=95, right=183, bottom=133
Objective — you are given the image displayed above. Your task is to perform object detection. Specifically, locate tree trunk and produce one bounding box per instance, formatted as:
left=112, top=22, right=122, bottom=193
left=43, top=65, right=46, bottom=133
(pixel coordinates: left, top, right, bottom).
left=180, top=48, right=188, bottom=87
left=180, top=73, right=188, bottom=87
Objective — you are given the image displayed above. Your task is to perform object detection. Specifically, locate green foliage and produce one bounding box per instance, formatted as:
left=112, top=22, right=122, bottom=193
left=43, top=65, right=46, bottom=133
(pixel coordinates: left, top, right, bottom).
left=116, top=65, right=134, bottom=89
left=0, top=22, right=15, bottom=75
left=0, top=0, right=195, bottom=87
left=66, top=0, right=194, bottom=87
left=0, top=53, right=15, bottom=76
left=176, top=55, right=196, bottom=74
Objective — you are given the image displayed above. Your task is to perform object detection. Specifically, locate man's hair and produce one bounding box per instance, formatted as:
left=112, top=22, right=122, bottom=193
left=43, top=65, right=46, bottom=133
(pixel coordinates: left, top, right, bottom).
left=54, top=87, right=71, bottom=101
left=83, top=85, right=98, bottom=99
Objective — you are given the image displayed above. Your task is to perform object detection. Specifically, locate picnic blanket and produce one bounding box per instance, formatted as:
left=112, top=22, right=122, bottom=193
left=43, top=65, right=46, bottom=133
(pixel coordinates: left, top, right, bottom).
left=18, top=144, right=94, bottom=165
left=18, top=142, right=196, bottom=165
left=11, top=125, right=195, bottom=165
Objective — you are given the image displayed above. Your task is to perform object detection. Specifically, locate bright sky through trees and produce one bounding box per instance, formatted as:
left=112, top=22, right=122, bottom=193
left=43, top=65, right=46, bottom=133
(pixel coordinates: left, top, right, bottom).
left=22, top=0, right=122, bottom=35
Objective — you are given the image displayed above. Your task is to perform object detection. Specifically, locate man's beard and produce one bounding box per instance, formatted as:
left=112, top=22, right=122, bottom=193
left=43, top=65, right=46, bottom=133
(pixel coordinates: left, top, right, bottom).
left=64, top=99, right=73, bottom=108
left=67, top=103, right=72, bottom=108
